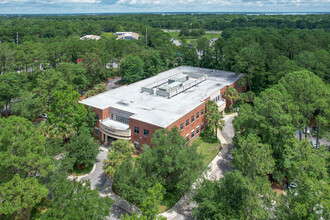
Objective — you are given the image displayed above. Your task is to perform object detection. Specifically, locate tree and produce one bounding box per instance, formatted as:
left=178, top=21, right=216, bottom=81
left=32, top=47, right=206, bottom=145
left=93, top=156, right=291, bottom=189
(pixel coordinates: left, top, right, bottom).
left=43, top=177, right=112, bottom=220
left=0, top=174, right=48, bottom=219
left=11, top=91, right=43, bottom=120
left=193, top=171, right=274, bottom=220
left=56, top=62, right=88, bottom=91
left=67, top=126, right=99, bottom=169
left=140, top=183, right=164, bottom=220
left=223, top=87, right=239, bottom=109
left=47, top=86, right=88, bottom=139
left=0, top=44, right=15, bottom=73
left=0, top=116, right=52, bottom=219
left=234, top=42, right=266, bottom=91
left=0, top=116, right=53, bottom=181
left=233, top=87, right=296, bottom=181
left=205, top=100, right=225, bottom=139
left=104, top=140, right=135, bottom=178
left=113, top=128, right=205, bottom=206
left=0, top=72, right=23, bottom=117
left=120, top=55, right=144, bottom=84
left=277, top=70, right=329, bottom=140
left=239, top=91, right=255, bottom=105
left=84, top=52, right=106, bottom=83
left=121, top=183, right=166, bottom=220
left=35, top=69, right=67, bottom=109
left=277, top=140, right=329, bottom=219
left=232, top=134, right=275, bottom=179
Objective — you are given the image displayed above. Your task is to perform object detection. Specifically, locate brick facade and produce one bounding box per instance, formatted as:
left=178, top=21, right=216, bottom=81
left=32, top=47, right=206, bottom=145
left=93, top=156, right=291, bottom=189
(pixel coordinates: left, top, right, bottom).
left=86, top=77, right=247, bottom=151
left=129, top=118, right=163, bottom=152
left=167, top=101, right=207, bottom=142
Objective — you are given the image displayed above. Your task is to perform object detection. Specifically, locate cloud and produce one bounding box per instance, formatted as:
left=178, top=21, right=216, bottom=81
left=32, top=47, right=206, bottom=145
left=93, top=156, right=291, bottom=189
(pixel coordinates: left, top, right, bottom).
left=0, top=0, right=329, bottom=13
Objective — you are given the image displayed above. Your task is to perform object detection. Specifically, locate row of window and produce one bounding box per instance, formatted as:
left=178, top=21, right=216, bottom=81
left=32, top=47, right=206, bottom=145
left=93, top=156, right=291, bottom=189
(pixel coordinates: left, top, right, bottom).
left=180, top=108, right=204, bottom=131
left=134, top=126, right=149, bottom=138
left=186, top=123, right=203, bottom=141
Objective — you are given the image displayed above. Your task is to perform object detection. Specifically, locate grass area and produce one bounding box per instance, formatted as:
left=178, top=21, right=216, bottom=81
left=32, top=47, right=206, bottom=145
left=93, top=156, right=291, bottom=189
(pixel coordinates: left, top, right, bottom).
left=194, top=136, right=221, bottom=167
left=71, top=165, right=93, bottom=176
left=166, top=31, right=222, bottom=46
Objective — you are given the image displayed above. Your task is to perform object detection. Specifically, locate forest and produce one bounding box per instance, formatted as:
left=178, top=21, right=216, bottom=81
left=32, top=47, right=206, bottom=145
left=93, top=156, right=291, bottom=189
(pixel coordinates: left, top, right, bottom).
left=0, top=13, right=329, bottom=219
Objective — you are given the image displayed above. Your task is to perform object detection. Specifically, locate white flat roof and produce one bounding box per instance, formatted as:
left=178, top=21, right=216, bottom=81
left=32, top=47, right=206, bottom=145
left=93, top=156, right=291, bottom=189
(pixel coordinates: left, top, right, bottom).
left=102, top=118, right=130, bottom=130
left=80, top=66, right=242, bottom=128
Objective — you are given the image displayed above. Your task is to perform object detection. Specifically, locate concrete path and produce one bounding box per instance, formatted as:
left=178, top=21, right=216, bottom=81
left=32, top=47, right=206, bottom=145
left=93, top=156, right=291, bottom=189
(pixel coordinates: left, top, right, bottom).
left=160, top=113, right=237, bottom=219
left=106, top=77, right=121, bottom=91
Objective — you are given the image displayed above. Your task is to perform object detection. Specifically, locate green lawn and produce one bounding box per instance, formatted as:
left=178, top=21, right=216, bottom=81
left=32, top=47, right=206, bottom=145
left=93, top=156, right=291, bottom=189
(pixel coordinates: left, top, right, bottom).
left=166, top=31, right=222, bottom=46
left=194, top=136, right=221, bottom=166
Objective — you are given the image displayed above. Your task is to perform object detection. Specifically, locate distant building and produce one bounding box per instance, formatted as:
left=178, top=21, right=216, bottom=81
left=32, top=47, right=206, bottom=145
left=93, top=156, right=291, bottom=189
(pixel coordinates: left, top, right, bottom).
left=79, top=66, right=246, bottom=152
left=114, top=32, right=139, bottom=40
left=80, top=35, right=101, bottom=40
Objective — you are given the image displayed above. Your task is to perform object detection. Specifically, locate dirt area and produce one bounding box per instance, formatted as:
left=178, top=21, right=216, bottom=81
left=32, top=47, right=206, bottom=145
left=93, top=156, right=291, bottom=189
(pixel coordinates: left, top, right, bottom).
left=271, top=181, right=284, bottom=196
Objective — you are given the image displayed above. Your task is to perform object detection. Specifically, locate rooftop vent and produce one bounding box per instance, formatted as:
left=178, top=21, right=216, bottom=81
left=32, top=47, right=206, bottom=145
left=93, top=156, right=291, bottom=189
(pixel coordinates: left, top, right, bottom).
left=141, top=72, right=207, bottom=99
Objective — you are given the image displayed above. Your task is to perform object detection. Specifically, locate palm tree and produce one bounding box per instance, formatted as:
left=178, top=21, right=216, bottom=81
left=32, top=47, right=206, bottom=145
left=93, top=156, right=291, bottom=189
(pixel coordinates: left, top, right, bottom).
left=224, top=87, right=239, bottom=109
left=206, top=101, right=225, bottom=137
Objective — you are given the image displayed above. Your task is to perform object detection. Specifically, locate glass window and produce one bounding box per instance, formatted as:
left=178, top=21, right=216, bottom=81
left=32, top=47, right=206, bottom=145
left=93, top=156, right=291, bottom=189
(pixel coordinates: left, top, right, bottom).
left=94, top=127, right=99, bottom=136
left=180, top=123, right=184, bottom=131
left=134, top=126, right=139, bottom=134
left=96, top=114, right=99, bottom=120
left=144, top=129, right=149, bottom=138
left=191, top=115, right=194, bottom=123
left=186, top=134, right=189, bottom=141
left=201, top=109, right=204, bottom=115
left=196, top=126, right=200, bottom=134
left=201, top=122, right=204, bottom=130
left=186, top=119, right=189, bottom=126
left=191, top=129, right=195, bottom=138
left=196, top=112, right=199, bottom=119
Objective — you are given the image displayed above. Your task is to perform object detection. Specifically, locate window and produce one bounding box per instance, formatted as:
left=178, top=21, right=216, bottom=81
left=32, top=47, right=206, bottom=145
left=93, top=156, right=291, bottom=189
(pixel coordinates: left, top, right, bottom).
left=134, top=126, right=139, bottom=134
left=196, top=125, right=200, bottom=134
left=116, top=115, right=129, bottom=124
left=180, top=123, right=184, bottom=131
left=201, top=109, right=204, bottom=115
left=196, top=112, right=199, bottom=119
left=201, top=122, right=204, bottom=130
left=94, top=127, right=99, bottom=136
left=191, top=129, right=195, bottom=138
left=134, top=141, right=140, bottom=151
left=111, top=114, right=114, bottom=119
left=144, top=129, right=149, bottom=138
left=186, top=119, right=189, bottom=127
left=191, top=115, right=195, bottom=123
left=186, top=134, right=189, bottom=141
left=96, top=114, right=99, bottom=120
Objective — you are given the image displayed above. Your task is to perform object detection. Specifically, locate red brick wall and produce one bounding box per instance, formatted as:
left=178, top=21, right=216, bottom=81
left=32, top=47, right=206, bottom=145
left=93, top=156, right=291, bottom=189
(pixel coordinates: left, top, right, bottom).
left=167, top=101, right=207, bottom=142
left=84, top=105, right=110, bottom=139
left=129, top=118, right=163, bottom=152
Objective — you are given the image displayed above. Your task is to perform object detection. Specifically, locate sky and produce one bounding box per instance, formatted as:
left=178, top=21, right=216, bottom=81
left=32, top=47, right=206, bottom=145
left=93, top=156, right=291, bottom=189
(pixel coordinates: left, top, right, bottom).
left=0, top=0, right=329, bottom=14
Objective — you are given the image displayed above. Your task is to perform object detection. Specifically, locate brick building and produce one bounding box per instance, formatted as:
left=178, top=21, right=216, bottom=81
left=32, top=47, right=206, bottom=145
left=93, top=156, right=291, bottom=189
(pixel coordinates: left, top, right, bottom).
left=79, top=66, right=246, bottom=152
